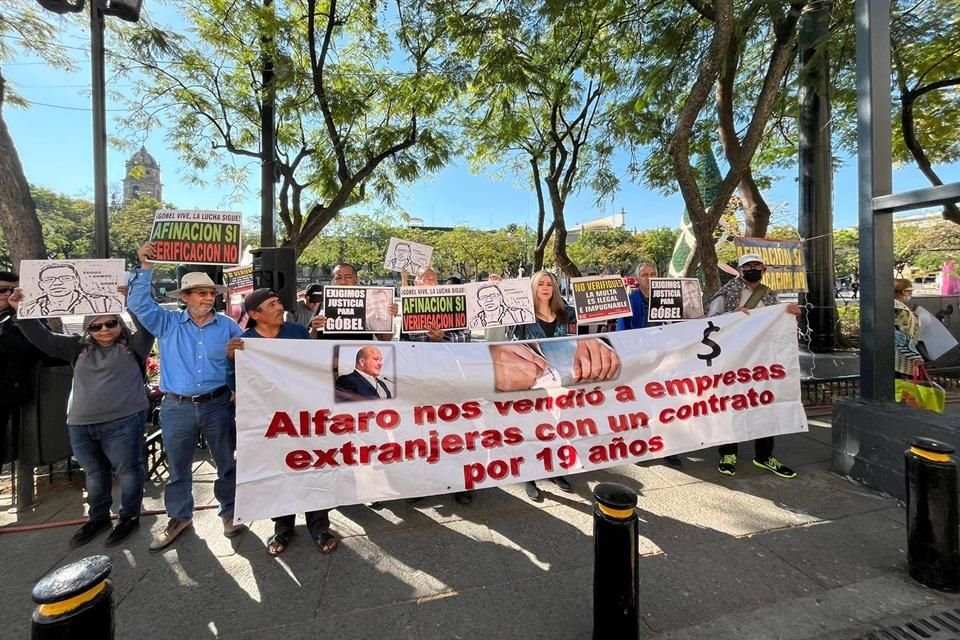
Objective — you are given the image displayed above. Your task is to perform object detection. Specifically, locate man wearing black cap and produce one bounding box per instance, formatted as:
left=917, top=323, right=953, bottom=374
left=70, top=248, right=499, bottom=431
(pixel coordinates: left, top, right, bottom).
left=226, top=289, right=337, bottom=555
left=707, top=253, right=801, bottom=479
left=290, top=283, right=323, bottom=328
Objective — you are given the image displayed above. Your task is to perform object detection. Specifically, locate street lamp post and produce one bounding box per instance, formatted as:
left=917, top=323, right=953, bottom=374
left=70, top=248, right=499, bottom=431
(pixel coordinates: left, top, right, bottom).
left=35, top=0, right=144, bottom=259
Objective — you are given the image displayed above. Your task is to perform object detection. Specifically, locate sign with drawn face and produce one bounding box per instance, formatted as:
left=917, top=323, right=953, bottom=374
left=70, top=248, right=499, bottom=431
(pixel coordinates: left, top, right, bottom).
left=464, top=279, right=535, bottom=329
left=17, top=259, right=127, bottom=319
left=383, top=238, right=433, bottom=274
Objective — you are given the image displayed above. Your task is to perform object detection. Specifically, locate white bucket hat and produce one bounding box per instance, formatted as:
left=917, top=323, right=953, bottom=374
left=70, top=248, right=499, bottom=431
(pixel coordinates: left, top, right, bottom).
left=166, top=272, right=227, bottom=298
left=737, top=253, right=764, bottom=268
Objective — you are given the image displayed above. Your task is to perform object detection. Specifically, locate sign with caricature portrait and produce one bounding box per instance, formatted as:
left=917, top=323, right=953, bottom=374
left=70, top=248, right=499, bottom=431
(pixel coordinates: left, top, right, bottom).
left=17, top=259, right=127, bottom=319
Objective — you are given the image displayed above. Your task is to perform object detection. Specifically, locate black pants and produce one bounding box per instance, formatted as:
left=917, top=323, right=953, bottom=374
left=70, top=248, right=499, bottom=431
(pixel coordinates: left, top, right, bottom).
left=719, top=436, right=774, bottom=461
left=272, top=510, right=331, bottom=538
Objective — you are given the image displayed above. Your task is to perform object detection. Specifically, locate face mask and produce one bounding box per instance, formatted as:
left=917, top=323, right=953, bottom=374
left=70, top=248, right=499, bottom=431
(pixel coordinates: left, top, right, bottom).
left=903, top=295, right=911, bottom=303
left=742, top=269, right=763, bottom=283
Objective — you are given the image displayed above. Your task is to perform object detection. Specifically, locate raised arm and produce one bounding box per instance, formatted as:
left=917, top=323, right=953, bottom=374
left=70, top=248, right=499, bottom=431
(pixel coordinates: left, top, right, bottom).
left=16, top=318, right=82, bottom=363
left=126, top=242, right=177, bottom=338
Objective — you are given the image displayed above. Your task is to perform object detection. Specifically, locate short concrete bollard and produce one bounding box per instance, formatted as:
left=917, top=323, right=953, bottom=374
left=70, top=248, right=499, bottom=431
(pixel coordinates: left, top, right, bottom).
left=906, top=437, right=960, bottom=592
left=593, top=482, right=639, bottom=640
left=32, top=555, right=114, bottom=639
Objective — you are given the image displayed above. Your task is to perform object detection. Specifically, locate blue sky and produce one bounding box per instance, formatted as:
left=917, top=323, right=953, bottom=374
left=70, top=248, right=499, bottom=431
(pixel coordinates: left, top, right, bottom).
left=5, top=9, right=958, bottom=236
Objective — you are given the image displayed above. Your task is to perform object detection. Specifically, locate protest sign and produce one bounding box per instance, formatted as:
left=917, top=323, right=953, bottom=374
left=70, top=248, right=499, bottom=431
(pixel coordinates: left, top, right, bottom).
left=465, top=278, right=535, bottom=329
left=223, top=265, right=254, bottom=324
left=384, top=238, right=433, bottom=274
left=570, top=276, right=632, bottom=323
left=233, top=304, right=806, bottom=520
left=322, top=286, right=395, bottom=334
left=734, top=237, right=807, bottom=293
left=648, top=278, right=704, bottom=322
left=149, top=209, right=243, bottom=266
left=399, top=285, right=467, bottom=333
left=17, top=259, right=126, bottom=319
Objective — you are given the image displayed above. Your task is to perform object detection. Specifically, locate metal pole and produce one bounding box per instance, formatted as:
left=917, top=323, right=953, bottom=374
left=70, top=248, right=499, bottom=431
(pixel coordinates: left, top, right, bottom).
left=798, top=0, right=835, bottom=352
left=260, top=0, right=276, bottom=247
left=855, top=0, right=895, bottom=400
left=592, top=482, right=639, bottom=640
left=906, top=438, right=960, bottom=592
left=90, top=2, right=110, bottom=259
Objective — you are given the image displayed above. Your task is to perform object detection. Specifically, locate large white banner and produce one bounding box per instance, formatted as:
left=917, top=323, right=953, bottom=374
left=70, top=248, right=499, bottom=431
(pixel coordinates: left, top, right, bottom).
left=233, top=305, right=806, bottom=523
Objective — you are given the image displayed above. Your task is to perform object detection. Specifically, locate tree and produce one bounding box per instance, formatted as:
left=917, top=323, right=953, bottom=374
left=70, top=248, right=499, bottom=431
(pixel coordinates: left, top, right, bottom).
left=118, top=0, right=462, bottom=257
left=457, top=0, right=641, bottom=276
left=567, top=230, right=642, bottom=275
left=621, top=0, right=805, bottom=294
left=0, top=3, right=73, bottom=270
left=111, top=195, right=165, bottom=267
left=833, top=227, right=858, bottom=279
left=31, top=187, right=94, bottom=259
left=830, top=1, right=960, bottom=223
left=635, top=227, right=680, bottom=277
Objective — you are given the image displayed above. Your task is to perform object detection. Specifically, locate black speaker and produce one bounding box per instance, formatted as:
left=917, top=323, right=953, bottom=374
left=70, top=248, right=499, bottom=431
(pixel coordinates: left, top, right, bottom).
left=175, top=264, right=225, bottom=311
left=251, top=247, right=297, bottom=311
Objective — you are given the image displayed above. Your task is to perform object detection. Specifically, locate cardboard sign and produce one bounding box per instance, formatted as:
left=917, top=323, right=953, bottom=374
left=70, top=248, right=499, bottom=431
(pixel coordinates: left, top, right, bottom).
left=233, top=304, right=807, bottom=519
left=734, top=237, right=807, bottom=293
left=400, top=285, right=467, bottom=333
left=648, top=278, right=704, bottom=322
left=570, top=276, right=632, bottom=323
left=223, top=265, right=254, bottom=326
left=323, top=286, right=395, bottom=334
left=17, top=259, right=126, bottom=319
left=149, top=209, right=243, bottom=266
left=465, top=279, right=535, bottom=329
left=384, top=238, right=433, bottom=274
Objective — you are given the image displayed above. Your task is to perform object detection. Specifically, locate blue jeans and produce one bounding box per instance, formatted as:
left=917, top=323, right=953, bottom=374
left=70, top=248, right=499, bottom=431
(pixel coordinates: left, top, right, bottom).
left=68, top=411, right=146, bottom=521
left=160, top=393, right=236, bottom=520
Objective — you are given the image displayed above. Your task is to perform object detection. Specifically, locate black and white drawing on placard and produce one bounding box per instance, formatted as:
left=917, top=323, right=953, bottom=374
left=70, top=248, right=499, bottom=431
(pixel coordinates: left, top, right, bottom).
left=383, top=238, right=433, bottom=273
left=18, top=259, right=126, bottom=319
left=466, top=278, right=535, bottom=329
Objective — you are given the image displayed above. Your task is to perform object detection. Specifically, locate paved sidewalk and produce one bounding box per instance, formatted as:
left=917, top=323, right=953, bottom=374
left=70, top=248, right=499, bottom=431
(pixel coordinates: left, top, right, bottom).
left=2, top=421, right=959, bottom=639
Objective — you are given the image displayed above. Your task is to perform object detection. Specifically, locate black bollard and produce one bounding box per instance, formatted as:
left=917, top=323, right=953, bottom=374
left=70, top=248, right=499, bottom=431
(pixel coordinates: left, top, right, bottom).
left=593, top=482, right=639, bottom=640
left=32, top=555, right=114, bottom=639
left=905, top=437, right=960, bottom=592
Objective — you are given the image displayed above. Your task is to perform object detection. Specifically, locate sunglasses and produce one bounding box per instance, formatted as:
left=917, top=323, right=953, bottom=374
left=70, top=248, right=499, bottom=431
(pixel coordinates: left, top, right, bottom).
left=88, top=319, right=120, bottom=332
left=0, top=287, right=14, bottom=294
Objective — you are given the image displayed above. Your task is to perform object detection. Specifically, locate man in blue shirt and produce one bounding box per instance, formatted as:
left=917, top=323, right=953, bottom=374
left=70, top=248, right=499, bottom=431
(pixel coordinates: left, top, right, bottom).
left=615, top=262, right=682, bottom=467
left=226, top=288, right=338, bottom=556
left=129, top=242, right=244, bottom=551
left=616, top=262, right=658, bottom=331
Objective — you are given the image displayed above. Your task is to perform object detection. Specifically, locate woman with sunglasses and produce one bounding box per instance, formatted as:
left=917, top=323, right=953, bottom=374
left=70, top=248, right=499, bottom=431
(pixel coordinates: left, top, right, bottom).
left=9, top=288, right=154, bottom=547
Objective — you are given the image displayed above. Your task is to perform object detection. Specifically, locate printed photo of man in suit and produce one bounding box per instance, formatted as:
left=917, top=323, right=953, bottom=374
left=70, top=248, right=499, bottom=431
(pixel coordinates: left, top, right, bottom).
left=335, top=345, right=394, bottom=402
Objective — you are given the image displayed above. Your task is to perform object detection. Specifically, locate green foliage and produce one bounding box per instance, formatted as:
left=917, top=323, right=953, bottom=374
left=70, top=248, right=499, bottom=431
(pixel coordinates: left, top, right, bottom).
left=110, top=196, right=164, bottom=268
left=0, top=1, right=76, bottom=107
left=31, top=187, right=94, bottom=259
left=115, top=0, right=464, bottom=255
left=636, top=226, right=680, bottom=276
left=833, top=227, right=859, bottom=278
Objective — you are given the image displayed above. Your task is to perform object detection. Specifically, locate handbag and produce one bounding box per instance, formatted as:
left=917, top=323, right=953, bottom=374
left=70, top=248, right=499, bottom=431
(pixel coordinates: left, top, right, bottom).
left=895, top=363, right=946, bottom=413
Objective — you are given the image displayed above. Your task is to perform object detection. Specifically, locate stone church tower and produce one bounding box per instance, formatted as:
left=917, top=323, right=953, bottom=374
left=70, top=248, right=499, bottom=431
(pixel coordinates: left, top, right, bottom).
left=123, top=146, right=162, bottom=203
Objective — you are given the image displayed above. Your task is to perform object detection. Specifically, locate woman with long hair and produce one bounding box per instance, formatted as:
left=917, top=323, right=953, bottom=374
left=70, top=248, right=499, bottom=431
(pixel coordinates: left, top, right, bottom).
left=10, top=289, right=153, bottom=547
left=508, top=270, right=575, bottom=501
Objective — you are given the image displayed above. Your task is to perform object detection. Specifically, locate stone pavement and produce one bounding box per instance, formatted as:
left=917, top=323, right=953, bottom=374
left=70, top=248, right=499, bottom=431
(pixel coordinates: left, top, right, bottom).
left=2, top=420, right=960, bottom=639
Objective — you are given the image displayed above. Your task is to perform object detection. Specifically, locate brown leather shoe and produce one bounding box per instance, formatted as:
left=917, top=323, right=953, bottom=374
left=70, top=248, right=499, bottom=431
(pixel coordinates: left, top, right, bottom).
left=149, top=518, right=192, bottom=551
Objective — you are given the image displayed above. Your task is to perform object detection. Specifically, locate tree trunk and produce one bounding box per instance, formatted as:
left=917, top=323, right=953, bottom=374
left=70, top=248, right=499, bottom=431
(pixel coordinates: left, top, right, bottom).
left=531, top=158, right=553, bottom=271
left=738, top=173, right=772, bottom=237
left=546, top=177, right=581, bottom=278
left=0, top=71, right=46, bottom=270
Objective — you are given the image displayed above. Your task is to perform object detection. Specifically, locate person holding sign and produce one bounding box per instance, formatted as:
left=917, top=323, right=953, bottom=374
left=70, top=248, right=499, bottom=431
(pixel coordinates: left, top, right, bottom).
left=617, top=263, right=659, bottom=331
left=707, top=253, right=801, bottom=479
left=400, top=267, right=472, bottom=343
left=310, top=263, right=396, bottom=341
left=226, top=289, right=338, bottom=556
left=129, top=242, right=246, bottom=551
left=10, top=288, right=154, bottom=548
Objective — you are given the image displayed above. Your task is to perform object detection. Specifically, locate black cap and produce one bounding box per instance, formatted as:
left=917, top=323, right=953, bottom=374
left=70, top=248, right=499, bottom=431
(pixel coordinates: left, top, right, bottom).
left=305, top=283, right=323, bottom=297
left=244, top=288, right=279, bottom=313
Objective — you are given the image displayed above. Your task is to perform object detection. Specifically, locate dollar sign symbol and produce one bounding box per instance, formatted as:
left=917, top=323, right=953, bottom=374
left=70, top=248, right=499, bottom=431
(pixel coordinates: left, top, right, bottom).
left=698, top=321, right=721, bottom=367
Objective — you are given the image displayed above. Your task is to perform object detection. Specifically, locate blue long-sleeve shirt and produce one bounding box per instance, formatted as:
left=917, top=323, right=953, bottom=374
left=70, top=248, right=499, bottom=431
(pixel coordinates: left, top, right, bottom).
left=616, top=289, right=654, bottom=331
left=127, top=268, right=241, bottom=396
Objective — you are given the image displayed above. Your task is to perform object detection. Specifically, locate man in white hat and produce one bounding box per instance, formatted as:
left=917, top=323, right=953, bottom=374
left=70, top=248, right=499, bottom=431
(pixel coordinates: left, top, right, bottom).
left=706, top=253, right=802, bottom=479
left=128, top=242, right=245, bottom=550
